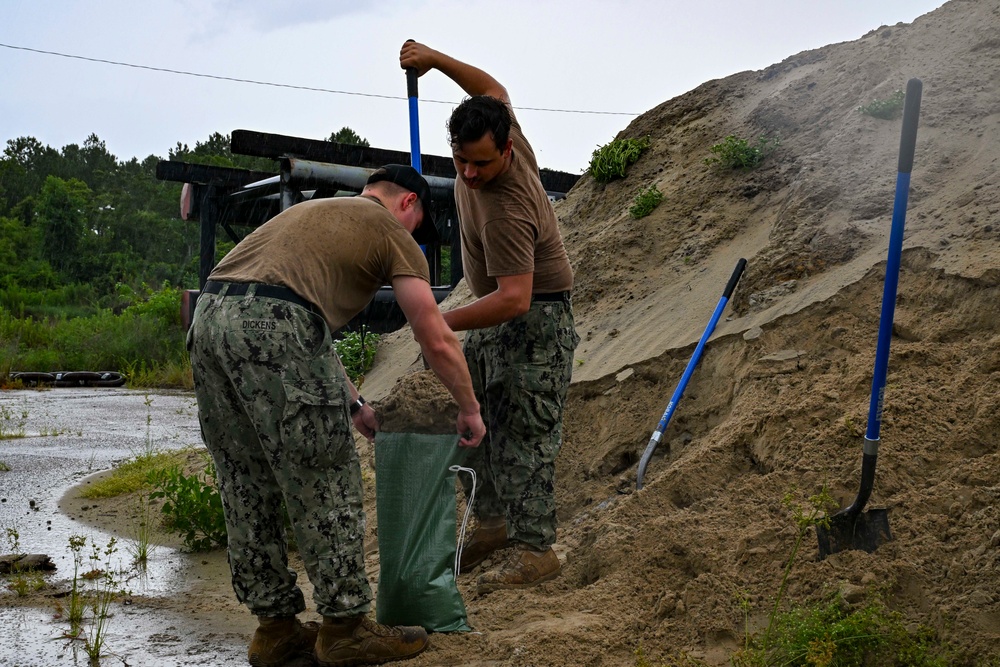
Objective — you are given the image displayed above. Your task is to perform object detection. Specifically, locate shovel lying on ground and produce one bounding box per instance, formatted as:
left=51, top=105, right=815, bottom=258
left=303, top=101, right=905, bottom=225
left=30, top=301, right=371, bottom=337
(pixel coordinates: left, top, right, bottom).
left=817, top=77, right=923, bottom=559
left=636, top=258, right=746, bottom=490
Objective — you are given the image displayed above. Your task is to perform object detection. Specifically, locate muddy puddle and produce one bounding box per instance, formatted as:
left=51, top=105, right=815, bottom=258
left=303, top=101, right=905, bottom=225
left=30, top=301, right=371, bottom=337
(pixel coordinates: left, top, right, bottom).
left=0, top=387, right=256, bottom=666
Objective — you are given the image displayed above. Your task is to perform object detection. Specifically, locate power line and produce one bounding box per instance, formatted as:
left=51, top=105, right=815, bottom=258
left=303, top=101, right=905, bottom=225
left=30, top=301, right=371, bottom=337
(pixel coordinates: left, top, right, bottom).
left=0, top=42, right=640, bottom=117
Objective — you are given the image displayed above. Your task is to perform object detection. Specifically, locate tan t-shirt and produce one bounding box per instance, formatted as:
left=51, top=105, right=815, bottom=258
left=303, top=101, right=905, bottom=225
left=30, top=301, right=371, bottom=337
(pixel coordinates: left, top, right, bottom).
left=209, top=196, right=430, bottom=331
left=454, top=108, right=573, bottom=299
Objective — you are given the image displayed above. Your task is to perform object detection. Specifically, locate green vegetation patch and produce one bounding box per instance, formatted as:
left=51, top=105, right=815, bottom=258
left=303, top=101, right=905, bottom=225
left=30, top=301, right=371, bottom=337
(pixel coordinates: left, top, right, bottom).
left=859, top=90, right=906, bottom=119
left=733, top=595, right=957, bottom=666
left=148, top=452, right=227, bottom=552
left=705, top=134, right=779, bottom=171
left=629, top=185, right=664, bottom=219
left=589, top=136, right=652, bottom=183
left=335, top=328, right=380, bottom=386
left=79, top=450, right=183, bottom=499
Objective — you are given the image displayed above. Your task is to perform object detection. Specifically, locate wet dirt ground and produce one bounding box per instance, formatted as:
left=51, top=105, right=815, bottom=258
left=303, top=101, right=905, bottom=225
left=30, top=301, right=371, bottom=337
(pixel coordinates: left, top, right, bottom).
left=0, top=387, right=257, bottom=667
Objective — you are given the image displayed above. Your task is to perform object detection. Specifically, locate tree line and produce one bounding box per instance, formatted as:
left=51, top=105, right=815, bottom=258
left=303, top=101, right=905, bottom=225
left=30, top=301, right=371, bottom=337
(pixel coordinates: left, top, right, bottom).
left=0, top=127, right=368, bottom=320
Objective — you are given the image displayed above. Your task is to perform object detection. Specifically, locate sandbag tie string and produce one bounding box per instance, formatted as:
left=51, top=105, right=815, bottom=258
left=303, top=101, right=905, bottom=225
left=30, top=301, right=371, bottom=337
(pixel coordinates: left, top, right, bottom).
left=449, top=465, right=477, bottom=576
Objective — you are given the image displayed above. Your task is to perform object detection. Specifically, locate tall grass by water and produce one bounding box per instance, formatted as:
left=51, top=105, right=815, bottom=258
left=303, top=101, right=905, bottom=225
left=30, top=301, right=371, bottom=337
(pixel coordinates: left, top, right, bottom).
left=0, top=283, right=191, bottom=389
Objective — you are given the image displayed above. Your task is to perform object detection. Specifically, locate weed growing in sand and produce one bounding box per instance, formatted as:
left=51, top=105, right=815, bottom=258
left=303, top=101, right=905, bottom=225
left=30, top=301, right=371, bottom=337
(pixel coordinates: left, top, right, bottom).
left=0, top=460, right=9, bottom=472
left=148, top=451, right=226, bottom=551
left=705, top=135, right=778, bottom=171
left=0, top=403, right=29, bottom=439
left=126, top=492, right=156, bottom=566
left=1, top=526, right=46, bottom=595
left=82, top=537, right=122, bottom=664
left=629, top=185, right=664, bottom=219
left=763, top=487, right=836, bottom=647
left=66, top=535, right=88, bottom=637
left=858, top=90, right=905, bottom=119
left=8, top=569, right=45, bottom=595
left=66, top=535, right=124, bottom=661
left=589, top=136, right=651, bottom=183
left=729, top=487, right=958, bottom=666
left=4, top=525, right=21, bottom=556
left=335, top=328, right=380, bottom=386
left=733, top=592, right=956, bottom=666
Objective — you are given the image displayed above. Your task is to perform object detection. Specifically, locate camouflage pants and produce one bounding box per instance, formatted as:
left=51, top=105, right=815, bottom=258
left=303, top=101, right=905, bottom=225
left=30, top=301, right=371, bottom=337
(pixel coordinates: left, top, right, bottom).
left=187, top=284, right=371, bottom=618
left=461, top=298, right=579, bottom=550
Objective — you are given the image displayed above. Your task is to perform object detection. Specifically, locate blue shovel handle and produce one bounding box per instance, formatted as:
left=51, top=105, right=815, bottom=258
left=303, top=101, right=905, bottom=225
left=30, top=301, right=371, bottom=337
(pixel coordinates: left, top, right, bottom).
left=636, top=258, right=746, bottom=490
left=841, top=78, right=922, bottom=520
left=405, top=41, right=422, bottom=174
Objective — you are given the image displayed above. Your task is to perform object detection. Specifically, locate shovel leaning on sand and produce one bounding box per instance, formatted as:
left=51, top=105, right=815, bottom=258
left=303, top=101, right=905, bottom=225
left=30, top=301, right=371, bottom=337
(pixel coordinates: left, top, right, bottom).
left=636, top=258, right=746, bottom=490
left=816, top=77, right=923, bottom=559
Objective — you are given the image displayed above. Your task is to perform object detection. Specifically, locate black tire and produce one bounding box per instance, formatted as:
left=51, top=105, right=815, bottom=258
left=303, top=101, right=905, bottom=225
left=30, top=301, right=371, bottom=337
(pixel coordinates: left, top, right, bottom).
left=10, top=372, right=56, bottom=385
left=54, top=371, right=104, bottom=387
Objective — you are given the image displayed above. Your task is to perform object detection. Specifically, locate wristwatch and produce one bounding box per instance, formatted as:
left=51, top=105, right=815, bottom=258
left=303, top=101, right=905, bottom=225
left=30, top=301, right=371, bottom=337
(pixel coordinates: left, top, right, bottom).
left=350, top=396, right=366, bottom=416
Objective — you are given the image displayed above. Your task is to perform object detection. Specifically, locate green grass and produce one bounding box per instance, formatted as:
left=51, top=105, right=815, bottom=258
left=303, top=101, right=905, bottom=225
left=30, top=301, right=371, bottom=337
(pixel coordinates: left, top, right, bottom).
left=78, top=450, right=185, bottom=499
left=859, top=90, right=905, bottom=119
left=629, top=185, right=664, bottom=219
left=126, top=492, right=156, bottom=566
left=1, top=282, right=188, bottom=378
left=0, top=404, right=28, bottom=439
left=589, top=136, right=652, bottom=183
left=732, top=594, right=958, bottom=666
left=705, top=135, right=779, bottom=171
left=122, top=358, right=194, bottom=390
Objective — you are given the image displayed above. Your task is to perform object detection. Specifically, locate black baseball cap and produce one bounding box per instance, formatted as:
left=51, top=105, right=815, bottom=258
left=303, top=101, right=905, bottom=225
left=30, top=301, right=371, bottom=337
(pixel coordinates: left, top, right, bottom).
left=366, top=164, right=439, bottom=245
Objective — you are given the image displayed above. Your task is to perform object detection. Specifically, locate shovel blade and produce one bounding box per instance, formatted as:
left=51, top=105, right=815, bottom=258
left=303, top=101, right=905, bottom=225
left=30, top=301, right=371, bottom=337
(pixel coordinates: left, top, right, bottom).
left=816, top=508, right=892, bottom=559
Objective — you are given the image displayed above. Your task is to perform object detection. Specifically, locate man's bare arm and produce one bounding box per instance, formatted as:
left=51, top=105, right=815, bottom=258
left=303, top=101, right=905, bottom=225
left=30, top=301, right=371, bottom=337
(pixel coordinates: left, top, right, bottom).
left=393, top=275, right=485, bottom=447
left=442, top=273, right=532, bottom=332
left=400, top=41, right=509, bottom=103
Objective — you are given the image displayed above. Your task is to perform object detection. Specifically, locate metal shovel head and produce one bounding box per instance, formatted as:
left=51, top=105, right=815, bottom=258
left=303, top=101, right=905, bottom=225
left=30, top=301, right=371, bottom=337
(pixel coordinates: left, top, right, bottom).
left=816, top=507, right=892, bottom=559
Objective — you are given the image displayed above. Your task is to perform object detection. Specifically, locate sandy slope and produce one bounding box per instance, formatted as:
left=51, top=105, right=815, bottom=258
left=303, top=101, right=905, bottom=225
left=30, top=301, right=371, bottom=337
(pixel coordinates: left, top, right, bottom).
left=46, top=1, right=1000, bottom=664
left=360, top=1, right=1000, bottom=663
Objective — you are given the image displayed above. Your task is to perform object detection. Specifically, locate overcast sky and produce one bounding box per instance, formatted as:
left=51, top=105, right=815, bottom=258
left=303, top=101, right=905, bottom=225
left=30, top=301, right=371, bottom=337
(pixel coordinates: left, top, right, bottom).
left=1, top=0, right=945, bottom=174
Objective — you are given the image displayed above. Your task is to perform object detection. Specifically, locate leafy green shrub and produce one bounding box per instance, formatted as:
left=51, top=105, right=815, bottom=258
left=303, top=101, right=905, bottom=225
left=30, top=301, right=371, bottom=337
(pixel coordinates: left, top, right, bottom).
left=2, top=282, right=187, bottom=375
left=729, top=487, right=958, bottom=666
left=705, top=135, right=779, bottom=171
left=335, top=328, right=380, bottom=385
left=148, top=454, right=227, bottom=552
left=589, top=137, right=652, bottom=183
left=858, top=90, right=905, bottom=119
left=733, top=595, right=956, bottom=666
left=629, top=185, right=664, bottom=219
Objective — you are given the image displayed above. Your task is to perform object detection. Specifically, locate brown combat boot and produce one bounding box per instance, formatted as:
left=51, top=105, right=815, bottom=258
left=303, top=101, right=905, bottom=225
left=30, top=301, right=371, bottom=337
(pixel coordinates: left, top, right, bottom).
left=458, top=517, right=509, bottom=573
left=476, top=544, right=561, bottom=595
left=315, top=615, right=428, bottom=667
left=248, top=615, right=320, bottom=667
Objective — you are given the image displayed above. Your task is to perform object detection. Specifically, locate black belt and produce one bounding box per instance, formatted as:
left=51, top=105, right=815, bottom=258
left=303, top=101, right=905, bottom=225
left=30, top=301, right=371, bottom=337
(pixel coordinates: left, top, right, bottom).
left=203, top=281, right=317, bottom=313
left=532, top=291, right=571, bottom=303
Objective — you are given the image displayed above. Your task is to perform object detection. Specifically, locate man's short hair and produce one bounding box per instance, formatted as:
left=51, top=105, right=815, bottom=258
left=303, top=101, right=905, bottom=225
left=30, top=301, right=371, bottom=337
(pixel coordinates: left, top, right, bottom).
left=365, top=164, right=438, bottom=244
left=447, top=96, right=512, bottom=151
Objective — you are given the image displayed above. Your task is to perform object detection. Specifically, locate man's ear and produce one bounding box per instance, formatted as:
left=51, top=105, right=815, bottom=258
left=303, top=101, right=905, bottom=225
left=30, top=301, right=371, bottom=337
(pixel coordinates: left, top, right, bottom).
left=405, top=191, right=419, bottom=212
left=503, top=138, right=514, bottom=158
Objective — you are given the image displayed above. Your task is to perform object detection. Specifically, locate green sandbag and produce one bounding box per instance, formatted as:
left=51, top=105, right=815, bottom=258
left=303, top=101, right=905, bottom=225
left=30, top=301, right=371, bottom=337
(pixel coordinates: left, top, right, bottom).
left=374, top=431, right=471, bottom=632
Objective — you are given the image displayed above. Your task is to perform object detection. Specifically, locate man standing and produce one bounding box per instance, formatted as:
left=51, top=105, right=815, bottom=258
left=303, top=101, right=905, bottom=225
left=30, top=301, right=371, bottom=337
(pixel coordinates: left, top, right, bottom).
left=400, top=43, right=580, bottom=594
left=188, top=165, right=485, bottom=667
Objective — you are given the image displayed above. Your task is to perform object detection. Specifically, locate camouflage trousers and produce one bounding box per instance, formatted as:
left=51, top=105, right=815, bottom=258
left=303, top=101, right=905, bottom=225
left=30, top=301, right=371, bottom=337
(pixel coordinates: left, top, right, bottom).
left=461, top=297, right=579, bottom=550
left=187, top=283, right=371, bottom=618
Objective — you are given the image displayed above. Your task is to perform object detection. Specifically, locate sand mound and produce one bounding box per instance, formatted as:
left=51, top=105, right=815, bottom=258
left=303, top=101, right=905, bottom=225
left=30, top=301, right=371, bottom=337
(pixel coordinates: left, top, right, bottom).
left=359, top=2, right=1000, bottom=663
